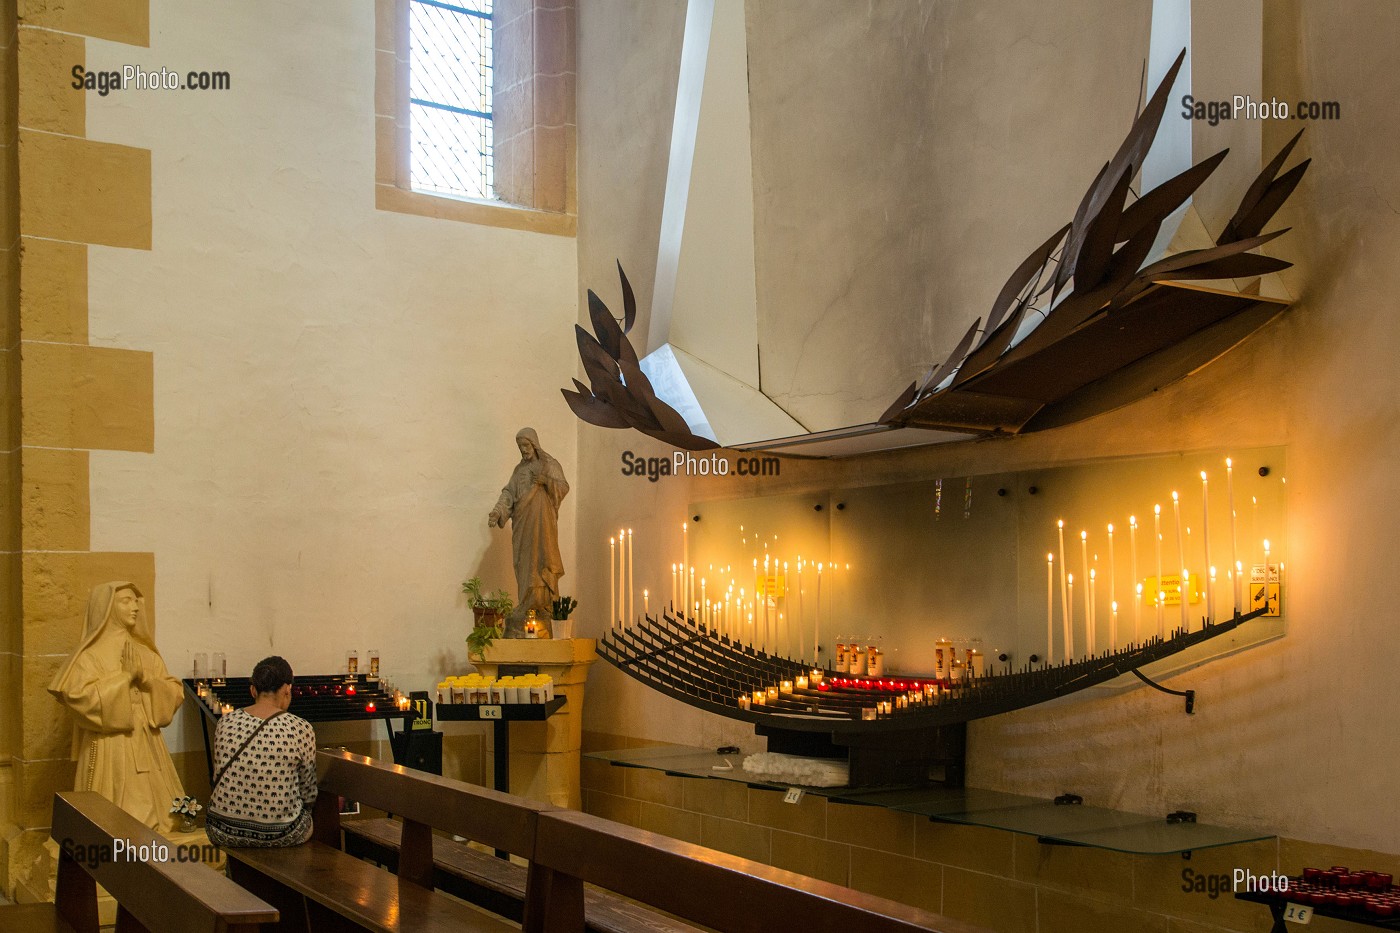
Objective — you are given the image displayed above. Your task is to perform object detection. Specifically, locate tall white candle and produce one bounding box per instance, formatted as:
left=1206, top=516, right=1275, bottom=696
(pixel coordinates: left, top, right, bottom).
left=1173, top=492, right=1188, bottom=631
left=682, top=522, right=689, bottom=620
left=689, top=568, right=696, bottom=623
left=610, top=536, right=616, bottom=627
left=1135, top=583, right=1143, bottom=641
left=784, top=562, right=791, bottom=657
left=1153, top=505, right=1163, bottom=636
left=671, top=563, right=678, bottom=611
left=1200, top=473, right=1212, bottom=620
left=619, top=528, right=626, bottom=627
left=644, top=589, right=649, bottom=620
left=1088, top=569, right=1097, bottom=653
left=1110, top=600, right=1118, bottom=647
left=1129, top=516, right=1138, bottom=607
left=816, top=564, right=823, bottom=663
left=1046, top=552, right=1055, bottom=665
left=1080, top=531, right=1091, bottom=651
left=1067, top=573, right=1075, bottom=658
left=763, top=555, right=771, bottom=650
left=627, top=529, right=634, bottom=626
left=701, top=578, right=707, bottom=631
left=1107, top=523, right=1116, bottom=619
left=1227, top=458, right=1239, bottom=612
left=1057, top=520, right=1070, bottom=651
left=1207, top=567, right=1215, bottom=621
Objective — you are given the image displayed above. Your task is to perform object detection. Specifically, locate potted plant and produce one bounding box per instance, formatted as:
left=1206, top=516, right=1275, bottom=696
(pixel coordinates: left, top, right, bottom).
left=551, top=596, right=578, bottom=639
left=462, top=577, right=513, bottom=659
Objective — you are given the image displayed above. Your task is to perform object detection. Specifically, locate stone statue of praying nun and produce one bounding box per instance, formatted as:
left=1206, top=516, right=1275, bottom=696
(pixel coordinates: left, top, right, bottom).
left=488, top=427, right=570, bottom=637
left=48, top=582, right=186, bottom=832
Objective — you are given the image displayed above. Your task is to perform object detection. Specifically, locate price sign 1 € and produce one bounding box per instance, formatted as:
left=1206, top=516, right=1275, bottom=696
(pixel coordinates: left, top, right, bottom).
left=1282, top=903, right=1312, bottom=924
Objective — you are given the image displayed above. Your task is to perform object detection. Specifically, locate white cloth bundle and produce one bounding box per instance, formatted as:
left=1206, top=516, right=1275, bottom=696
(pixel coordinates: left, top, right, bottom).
left=741, top=752, right=849, bottom=787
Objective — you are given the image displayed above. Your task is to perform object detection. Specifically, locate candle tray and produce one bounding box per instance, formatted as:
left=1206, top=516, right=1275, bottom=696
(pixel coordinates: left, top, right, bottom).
left=598, top=604, right=1270, bottom=785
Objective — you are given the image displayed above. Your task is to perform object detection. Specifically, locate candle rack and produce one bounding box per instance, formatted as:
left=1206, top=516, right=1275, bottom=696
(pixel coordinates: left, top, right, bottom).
left=598, top=603, right=1270, bottom=786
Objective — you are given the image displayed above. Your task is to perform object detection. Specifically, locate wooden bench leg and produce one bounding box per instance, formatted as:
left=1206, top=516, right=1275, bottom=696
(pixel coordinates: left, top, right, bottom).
left=114, top=904, right=152, bottom=933
left=54, top=849, right=100, bottom=933
left=227, top=859, right=312, bottom=933
left=523, top=863, right=584, bottom=933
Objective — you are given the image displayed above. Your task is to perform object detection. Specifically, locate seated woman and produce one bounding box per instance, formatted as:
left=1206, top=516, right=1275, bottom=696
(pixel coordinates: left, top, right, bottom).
left=205, top=656, right=317, bottom=847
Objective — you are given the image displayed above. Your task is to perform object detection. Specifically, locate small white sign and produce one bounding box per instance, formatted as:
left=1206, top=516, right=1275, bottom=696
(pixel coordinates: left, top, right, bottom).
left=783, top=787, right=804, bottom=804
left=1283, top=903, right=1312, bottom=925
left=479, top=705, right=503, bottom=720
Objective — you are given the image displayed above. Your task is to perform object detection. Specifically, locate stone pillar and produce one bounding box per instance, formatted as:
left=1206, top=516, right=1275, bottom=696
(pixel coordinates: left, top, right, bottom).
left=0, top=0, right=157, bottom=903
left=474, top=637, right=595, bottom=810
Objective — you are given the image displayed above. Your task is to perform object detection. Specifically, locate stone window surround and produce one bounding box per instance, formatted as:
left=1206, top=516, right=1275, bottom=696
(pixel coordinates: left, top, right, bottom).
left=375, top=0, right=577, bottom=238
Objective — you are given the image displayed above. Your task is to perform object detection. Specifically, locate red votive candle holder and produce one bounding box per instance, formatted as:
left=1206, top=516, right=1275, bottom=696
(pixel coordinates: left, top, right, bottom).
left=1370, top=873, right=1393, bottom=889
left=365, top=701, right=376, bottom=713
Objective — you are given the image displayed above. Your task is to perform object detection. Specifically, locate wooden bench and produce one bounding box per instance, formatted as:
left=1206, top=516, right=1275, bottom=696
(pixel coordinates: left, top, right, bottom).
left=529, top=808, right=988, bottom=933
left=343, top=817, right=704, bottom=933
left=0, top=790, right=277, bottom=933
left=224, top=750, right=549, bottom=933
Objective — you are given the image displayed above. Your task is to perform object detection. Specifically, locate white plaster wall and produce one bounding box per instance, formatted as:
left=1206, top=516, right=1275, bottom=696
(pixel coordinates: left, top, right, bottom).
left=78, top=0, right=579, bottom=753
left=576, top=0, right=1400, bottom=854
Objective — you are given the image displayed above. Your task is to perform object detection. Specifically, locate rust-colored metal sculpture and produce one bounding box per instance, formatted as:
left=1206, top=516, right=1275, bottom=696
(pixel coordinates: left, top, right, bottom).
left=879, top=50, right=1309, bottom=435
left=565, top=50, right=1309, bottom=451
left=561, top=262, right=720, bottom=451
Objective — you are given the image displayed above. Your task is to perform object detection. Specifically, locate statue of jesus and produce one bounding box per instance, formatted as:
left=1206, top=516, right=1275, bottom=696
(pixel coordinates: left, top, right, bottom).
left=488, top=427, right=570, bottom=637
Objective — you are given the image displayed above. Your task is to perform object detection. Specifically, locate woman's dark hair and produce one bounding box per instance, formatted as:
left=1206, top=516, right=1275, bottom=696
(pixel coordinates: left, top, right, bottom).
left=251, top=656, right=294, bottom=695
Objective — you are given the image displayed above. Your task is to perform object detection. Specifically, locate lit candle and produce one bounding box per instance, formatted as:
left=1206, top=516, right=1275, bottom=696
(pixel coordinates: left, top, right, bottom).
left=753, top=689, right=765, bottom=706
left=1226, top=458, right=1239, bottom=611
left=1172, top=492, right=1187, bottom=631
left=671, top=563, right=677, bottom=611
left=1066, top=573, right=1075, bottom=658
left=644, top=588, right=649, bottom=620
left=738, top=695, right=751, bottom=711
left=816, top=563, right=824, bottom=662
left=1088, top=568, right=1097, bottom=653
left=1263, top=539, right=1272, bottom=609
left=1046, top=552, right=1055, bottom=665
left=1080, top=531, right=1091, bottom=650
left=1153, top=505, right=1163, bottom=636
left=682, top=522, right=690, bottom=620
left=1107, top=523, right=1116, bottom=625
left=766, top=685, right=779, bottom=701
left=1110, top=600, right=1118, bottom=646
left=1252, top=496, right=1260, bottom=577
left=689, top=567, right=696, bottom=623
left=780, top=680, right=793, bottom=695
left=1135, top=583, right=1143, bottom=642
left=627, top=529, right=634, bottom=625
left=795, top=675, right=809, bottom=690
left=1200, top=472, right=1212, bottom=619
left=1057, top=520, right=1070, bottom=653
left=1236, top=560, right=1245, bottom=612
left=610, top=536, right=616, bottom=627
left=701, top=578, right=707, bottom=631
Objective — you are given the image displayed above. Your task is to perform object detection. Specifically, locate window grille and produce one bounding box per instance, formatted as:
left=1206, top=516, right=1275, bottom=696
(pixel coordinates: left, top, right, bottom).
left=409, top=0, right=493, bottom=200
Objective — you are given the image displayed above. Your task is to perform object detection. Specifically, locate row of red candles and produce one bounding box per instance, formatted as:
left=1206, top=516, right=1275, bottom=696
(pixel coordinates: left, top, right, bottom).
left=1259, top=868, right=1399, bottom=916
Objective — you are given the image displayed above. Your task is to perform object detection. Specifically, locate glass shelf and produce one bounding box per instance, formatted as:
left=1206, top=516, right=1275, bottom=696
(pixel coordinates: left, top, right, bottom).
left=585, top=745, right=1274, bottom=855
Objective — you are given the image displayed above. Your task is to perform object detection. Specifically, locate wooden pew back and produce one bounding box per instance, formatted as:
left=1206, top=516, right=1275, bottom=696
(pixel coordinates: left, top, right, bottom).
left=531, top=808, right=988, bottom=933
left=49, top=790, right=278, bottom=933
left=315, top=750, right=553, bottom=852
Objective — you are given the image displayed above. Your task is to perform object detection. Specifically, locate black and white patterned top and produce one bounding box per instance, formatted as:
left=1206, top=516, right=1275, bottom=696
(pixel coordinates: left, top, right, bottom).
left=210, top=709, right=317, bottom=825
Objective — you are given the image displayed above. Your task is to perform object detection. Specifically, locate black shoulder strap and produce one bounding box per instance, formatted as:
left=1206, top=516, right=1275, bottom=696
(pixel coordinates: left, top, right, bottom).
left=211, top=711, right=285, bottom=794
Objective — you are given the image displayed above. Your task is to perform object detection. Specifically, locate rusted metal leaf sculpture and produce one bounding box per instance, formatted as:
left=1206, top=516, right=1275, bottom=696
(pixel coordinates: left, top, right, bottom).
left=881, top=49, right=1308, bottom=436
left=561, top=263, right=720, bottom=451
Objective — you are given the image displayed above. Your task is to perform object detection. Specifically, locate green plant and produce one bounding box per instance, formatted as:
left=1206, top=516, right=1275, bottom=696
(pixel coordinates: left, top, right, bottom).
left=551, top=596, right=577, bottom=620
left=463, top=576, right=513, bottom=659
left=466, top=622, right=498, bottom=659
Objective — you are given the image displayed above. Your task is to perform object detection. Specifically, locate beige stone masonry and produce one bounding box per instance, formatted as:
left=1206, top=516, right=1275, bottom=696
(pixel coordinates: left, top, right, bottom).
left=473, top=636, right=596, bottom=809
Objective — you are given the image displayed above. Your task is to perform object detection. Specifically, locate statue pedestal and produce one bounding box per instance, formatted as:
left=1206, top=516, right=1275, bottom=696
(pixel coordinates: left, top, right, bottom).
left=474, top=637, right=596, bottom=809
